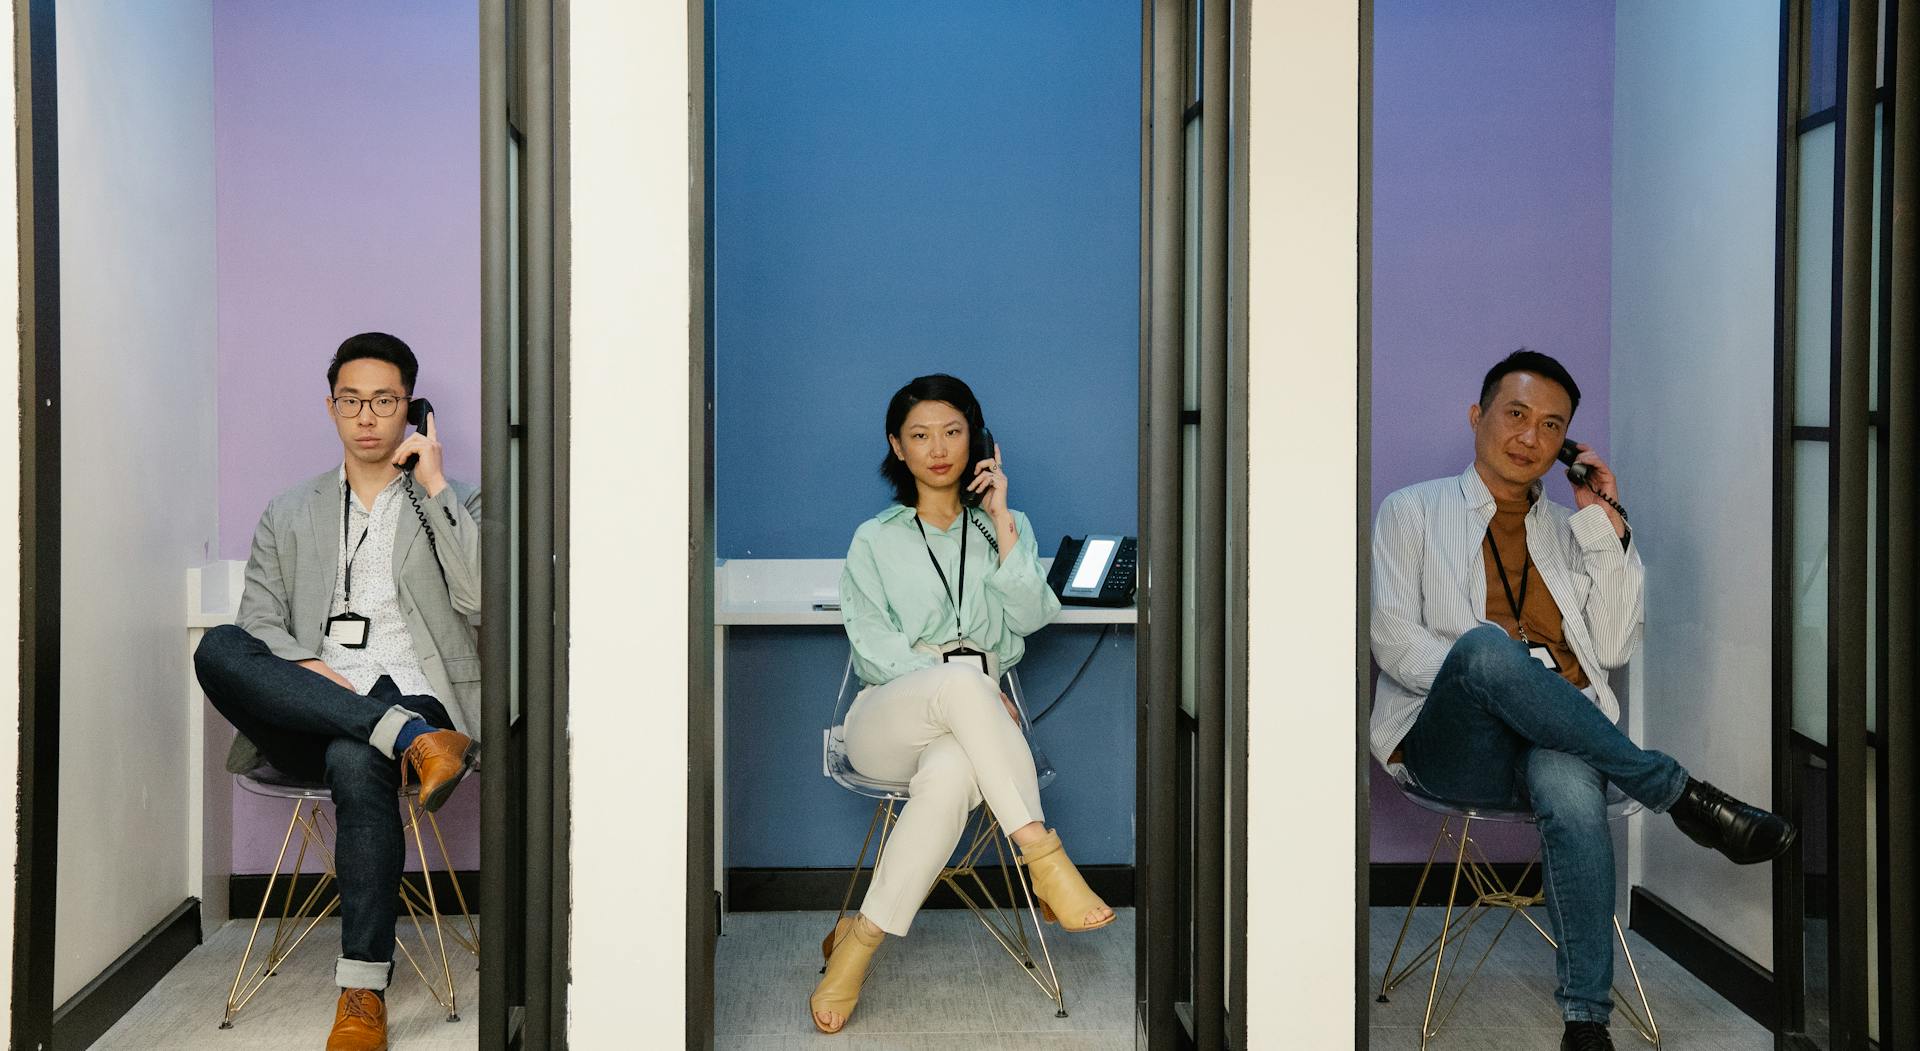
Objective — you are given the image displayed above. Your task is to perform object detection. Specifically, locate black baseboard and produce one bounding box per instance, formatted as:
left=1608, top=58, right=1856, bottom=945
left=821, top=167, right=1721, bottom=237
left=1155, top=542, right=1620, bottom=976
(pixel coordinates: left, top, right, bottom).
left=726, top=864, right=1135, bottom=912
left=1368, top=861, right=1541, bottom=906
left=228, top=870, right=481, bottom=919
left=1629, top=887, right=1775, bottom=1030
left=51, top=898, right=201, bottom=1051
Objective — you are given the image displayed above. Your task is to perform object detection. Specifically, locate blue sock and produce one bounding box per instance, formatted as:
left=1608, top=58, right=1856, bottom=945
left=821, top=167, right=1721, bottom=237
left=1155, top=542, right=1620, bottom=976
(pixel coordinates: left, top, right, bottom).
left=393, top=718, right=437, bottom=755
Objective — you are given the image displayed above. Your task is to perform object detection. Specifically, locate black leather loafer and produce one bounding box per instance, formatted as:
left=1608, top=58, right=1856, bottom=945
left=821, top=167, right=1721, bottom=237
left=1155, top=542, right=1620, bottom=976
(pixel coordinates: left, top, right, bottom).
left=1669, top=778, right=1797, bottom=865
left=1561, top=1020, right=1614, bottom=1051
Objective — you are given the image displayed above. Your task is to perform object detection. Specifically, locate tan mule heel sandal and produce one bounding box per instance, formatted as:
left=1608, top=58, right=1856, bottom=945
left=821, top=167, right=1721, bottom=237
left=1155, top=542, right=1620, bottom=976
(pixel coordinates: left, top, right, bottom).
left=1018, top=828, right=1117, bottom=932
left=810, top=915, right=884, bottom=1034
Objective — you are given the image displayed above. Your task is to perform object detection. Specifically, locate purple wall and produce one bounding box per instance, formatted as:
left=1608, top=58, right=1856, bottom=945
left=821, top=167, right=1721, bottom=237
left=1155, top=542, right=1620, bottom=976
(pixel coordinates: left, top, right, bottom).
left=1371, top=0, right=1615, bottom=862
left=215, top=0, right=481, bottom=872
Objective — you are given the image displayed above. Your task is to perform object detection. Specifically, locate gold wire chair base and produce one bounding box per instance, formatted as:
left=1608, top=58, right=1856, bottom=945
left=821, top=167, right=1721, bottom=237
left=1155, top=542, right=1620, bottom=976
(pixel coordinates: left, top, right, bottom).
left=829, top=798, right=1068, bottom=1017
left=221, top=794, right=481, bottom=1029
left=1376, top=815, right=1660, bottom=1049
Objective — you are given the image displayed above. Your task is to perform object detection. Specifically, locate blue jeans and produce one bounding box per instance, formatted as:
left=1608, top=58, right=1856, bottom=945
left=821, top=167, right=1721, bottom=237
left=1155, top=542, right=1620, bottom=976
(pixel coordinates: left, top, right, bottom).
left=1399, top=625, right=1689, bottom=1024
left=194, top=624, right=454, bottom=989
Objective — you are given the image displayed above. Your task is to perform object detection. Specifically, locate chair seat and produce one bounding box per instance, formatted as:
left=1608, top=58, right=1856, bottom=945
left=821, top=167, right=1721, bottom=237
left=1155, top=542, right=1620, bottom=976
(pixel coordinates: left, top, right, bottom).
left=825, top=729, right=1056, bottom=801
left=1393, top=772, right=1643, bottom=823
left=235, top=765, right=437, bottom=801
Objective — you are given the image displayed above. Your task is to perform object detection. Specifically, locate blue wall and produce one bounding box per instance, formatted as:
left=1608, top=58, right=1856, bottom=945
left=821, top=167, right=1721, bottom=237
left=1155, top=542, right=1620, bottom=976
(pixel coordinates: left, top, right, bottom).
left=714, top=0, right=1139, bottom=558
left=714, top=2, right=1140, bottom=869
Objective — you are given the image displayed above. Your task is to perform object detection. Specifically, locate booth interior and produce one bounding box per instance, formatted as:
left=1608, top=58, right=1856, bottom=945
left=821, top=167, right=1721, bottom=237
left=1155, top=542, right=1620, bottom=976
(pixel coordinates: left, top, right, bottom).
left=1367, top=1, right=1875, bottom=1048
left=707, top=1, right=1141, bottom=1043
left=51, top=1, right=482, bottom=1046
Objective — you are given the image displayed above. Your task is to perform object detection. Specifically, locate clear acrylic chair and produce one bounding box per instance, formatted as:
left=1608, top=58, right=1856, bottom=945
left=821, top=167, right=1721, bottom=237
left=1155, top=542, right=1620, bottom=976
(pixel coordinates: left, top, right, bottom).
left=1376, top=772, right=1660, bottom=1049
left=221, top=764, right=479, bottom=1029
left=821, top=653, right=1068, bottom=1017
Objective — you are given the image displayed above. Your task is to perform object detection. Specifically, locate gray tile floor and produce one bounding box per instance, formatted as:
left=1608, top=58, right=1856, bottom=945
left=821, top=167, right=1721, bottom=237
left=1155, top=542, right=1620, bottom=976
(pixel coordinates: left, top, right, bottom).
left=85, top=902, right=1772, bottom=1049
left=716, top=908, right=1135, bottom=1050
left=1368, top=906, right=1772, bottom=1050
left=91, top=916, right=479, bottom=1051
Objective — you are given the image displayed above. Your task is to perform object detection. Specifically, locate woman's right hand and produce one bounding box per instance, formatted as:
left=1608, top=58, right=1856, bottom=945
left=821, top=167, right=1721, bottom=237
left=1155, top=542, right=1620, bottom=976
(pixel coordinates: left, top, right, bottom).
left=1000, top=690, right=1021, bottom=727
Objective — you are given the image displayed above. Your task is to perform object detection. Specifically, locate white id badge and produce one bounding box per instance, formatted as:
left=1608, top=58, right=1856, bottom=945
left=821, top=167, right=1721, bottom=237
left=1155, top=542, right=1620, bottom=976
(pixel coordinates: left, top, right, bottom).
left=1526, top=643, right=1561, bottom=671
left=325, top=612, right=371, bottom=649
left=942, top=647, right=990, bottom=677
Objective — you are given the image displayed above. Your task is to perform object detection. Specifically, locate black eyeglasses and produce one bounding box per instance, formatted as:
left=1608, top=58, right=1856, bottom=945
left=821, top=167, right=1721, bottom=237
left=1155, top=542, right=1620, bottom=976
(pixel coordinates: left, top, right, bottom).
left=330, top=394, right=410, bottom=419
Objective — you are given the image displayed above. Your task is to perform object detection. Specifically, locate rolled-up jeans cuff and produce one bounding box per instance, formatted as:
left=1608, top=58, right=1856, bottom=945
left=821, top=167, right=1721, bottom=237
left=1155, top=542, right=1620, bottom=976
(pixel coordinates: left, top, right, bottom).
left=335, top=956, right=392, bottom=991
left=369, top=704, right=424, bottom=759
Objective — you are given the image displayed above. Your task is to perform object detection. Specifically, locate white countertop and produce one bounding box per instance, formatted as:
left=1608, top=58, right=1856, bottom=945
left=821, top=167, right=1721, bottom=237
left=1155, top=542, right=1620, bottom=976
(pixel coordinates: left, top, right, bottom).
left=714, top=557, right=1135, bottom=626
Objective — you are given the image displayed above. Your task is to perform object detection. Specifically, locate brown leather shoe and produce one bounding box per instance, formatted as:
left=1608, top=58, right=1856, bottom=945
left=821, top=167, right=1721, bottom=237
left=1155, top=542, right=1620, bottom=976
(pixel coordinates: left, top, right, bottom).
left=327, top=988, right=388, bottom=1051
left=404, top=729, right=478, bottom=813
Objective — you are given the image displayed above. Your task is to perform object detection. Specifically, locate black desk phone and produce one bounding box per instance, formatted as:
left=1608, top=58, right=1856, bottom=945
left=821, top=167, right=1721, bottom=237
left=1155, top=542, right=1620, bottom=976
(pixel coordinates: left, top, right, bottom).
left=1047, top=534, right=1137, bottom=607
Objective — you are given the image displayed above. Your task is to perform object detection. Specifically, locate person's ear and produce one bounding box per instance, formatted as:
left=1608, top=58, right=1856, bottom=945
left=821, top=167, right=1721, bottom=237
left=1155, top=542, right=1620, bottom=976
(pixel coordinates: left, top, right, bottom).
left=1468, top=402, right=1483, bottom=431
left=888, top=434, right=905, bottom=461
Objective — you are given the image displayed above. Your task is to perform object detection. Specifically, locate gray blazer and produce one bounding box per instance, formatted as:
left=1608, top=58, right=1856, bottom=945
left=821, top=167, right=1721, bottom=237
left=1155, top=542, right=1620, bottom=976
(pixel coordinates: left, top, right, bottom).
left=228, top=468, right=484, bottom=772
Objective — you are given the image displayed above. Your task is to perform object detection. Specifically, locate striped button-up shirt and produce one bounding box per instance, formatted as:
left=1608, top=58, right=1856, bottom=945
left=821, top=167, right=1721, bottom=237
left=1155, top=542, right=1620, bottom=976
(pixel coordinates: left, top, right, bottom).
left=1369, top=465, right=1644, bottom=770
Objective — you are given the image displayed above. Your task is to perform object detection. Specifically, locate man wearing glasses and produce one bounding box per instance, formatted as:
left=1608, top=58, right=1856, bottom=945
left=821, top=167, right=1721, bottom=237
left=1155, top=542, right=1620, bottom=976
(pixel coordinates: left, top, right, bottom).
left=194, top=332, right=483, bottom=1051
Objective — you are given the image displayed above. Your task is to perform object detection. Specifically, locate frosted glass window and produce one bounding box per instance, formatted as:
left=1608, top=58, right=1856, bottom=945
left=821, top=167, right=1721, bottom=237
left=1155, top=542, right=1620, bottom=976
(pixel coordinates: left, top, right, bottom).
left=1183, top=118, right=1201, bottom=412
left=1181, top=428, right=1198, bottom=719
left=1806, top=0, right=1840, bottom=115
left=1792, top=440, right=1829, bottom=745
left=1869, top=107, right=1882, bottom=411
left=1795, top=122, right=1835, bottom=428
left=1867, top=432, right=1877, bottom=736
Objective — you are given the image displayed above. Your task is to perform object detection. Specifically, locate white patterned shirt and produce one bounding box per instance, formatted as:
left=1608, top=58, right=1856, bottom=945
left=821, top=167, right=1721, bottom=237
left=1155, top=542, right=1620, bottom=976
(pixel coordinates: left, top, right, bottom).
left=319, top=467, right=436, bottom=699
left=1370, top=465, right=1644, bottom=771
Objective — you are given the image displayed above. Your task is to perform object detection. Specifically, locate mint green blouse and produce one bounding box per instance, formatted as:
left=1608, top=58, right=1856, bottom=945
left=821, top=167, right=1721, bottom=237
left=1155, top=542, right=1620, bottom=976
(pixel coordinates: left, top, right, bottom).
left=839, top=504, right=1062, bottom=687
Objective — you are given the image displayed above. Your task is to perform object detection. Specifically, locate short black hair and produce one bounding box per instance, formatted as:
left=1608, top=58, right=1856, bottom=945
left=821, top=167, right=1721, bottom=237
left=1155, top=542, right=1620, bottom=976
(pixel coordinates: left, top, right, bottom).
left=878, top=374, right=988, bottom=507
left=327, top=332, right=418, bottom=394
left=1478, top=348, right=1580, bottom=418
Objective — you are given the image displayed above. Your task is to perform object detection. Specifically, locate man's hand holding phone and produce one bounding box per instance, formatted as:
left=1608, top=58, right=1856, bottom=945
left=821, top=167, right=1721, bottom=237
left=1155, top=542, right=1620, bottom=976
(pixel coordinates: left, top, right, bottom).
left=392, top=407, right=447, bottom=497
left=1563, top=442, right=1627, bottom=538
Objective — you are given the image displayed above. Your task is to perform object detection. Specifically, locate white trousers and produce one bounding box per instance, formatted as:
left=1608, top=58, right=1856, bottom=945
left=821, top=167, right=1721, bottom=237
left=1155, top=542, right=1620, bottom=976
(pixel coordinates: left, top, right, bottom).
left=844, top=662, right=1045, bottom=936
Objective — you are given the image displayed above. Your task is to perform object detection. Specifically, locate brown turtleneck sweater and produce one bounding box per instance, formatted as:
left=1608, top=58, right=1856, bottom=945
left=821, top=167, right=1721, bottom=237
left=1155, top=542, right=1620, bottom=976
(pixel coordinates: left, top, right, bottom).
left=1483, top=495, right=1589, bottom=689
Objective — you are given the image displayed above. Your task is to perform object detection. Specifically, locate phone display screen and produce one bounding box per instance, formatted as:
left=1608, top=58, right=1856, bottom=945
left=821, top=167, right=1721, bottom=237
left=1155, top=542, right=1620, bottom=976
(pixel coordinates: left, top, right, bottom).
left=1071, top=538, right=1117, bottom=591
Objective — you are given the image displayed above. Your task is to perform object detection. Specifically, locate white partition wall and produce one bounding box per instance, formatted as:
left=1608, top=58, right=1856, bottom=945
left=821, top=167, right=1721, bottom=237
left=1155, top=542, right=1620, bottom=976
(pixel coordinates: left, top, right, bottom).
left=1244, top=1, right=1363, bottom=1045
left=51, top=0, right=218, bottom=1005
left=1611, top=1, right=1781, bottom=966
left=565, top=1, right=694, bottom=1043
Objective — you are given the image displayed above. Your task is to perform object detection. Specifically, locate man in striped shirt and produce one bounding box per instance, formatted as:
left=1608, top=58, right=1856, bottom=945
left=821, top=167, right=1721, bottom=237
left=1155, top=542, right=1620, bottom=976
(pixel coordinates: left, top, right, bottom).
left=1370, top=350, right=1794, bottom=1051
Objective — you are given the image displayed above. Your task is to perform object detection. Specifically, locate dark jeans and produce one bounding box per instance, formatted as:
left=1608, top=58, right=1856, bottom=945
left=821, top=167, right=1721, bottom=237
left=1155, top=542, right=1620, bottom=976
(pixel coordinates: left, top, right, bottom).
left=194, top=624, right=453, bottom=982
left=1399, top=625, right=1689, bottom=1025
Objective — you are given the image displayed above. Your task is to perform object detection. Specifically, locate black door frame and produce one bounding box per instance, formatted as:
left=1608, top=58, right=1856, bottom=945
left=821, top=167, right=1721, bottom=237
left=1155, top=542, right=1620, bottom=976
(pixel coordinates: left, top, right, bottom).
left=1771, top=0, right=1919, bottom=1048
left=482, top=0, right=571, bottom=1047
left=10, top=0, right=62, bottom=1046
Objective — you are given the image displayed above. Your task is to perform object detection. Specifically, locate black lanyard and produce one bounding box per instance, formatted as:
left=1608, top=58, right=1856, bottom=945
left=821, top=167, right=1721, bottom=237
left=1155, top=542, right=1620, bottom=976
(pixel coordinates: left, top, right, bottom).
left=342, top=483, right=373, bottom=609
left=915, top=509, right=968, bottom=641
left=1485, top=527, right=1532, bottom=643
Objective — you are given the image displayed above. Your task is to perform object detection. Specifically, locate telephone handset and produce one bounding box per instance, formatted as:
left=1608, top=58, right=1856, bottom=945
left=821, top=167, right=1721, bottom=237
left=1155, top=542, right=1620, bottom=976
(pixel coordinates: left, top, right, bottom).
left=395, top=397, right=449, bottom=585
left=1557, top=438, right=1630, bottom=526
left=961, top=424, right=996, bottom=508
left=400, top=397, right=435, bottom=472
left=1557, top=438, right=1590, bottom=486
left=1047, top=534, right=1138, bottom=607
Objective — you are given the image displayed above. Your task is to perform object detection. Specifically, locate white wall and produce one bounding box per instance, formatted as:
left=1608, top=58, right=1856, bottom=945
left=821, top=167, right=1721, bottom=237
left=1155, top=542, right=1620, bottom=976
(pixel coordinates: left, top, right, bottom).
left=1, top=2, right=24, bottom=1018
left=1246, top=0, right=1362, bottom=1046
left=567, top=2, right=692, bottom=1042
left=1611, top=1, right=1780, bottom=968
left=53, top=0, right=218, bottom=1004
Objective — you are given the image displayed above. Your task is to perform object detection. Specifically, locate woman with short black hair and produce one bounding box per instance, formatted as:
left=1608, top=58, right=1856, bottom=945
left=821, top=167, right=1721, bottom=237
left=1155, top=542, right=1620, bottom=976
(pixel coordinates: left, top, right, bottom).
left=810, top=373, right=1114, bottom=1035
